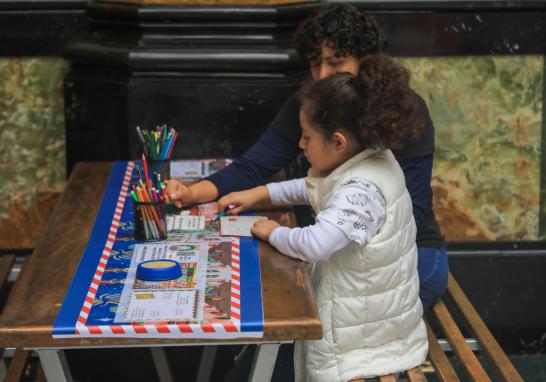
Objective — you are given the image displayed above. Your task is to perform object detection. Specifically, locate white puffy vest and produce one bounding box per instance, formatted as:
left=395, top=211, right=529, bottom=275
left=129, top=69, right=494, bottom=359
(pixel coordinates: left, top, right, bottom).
left=295, top=149, right=428, bottom=382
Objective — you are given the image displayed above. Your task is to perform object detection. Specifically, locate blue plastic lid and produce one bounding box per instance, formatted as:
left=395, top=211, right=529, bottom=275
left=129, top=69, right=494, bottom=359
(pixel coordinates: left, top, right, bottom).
left=136, top=259, right=182, bottom=281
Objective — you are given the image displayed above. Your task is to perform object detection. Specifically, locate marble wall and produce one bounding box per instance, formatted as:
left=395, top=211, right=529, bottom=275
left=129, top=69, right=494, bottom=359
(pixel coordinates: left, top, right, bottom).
left=0, top=58, right=69, bottom=248
left=0, top=55, right=543, bottom=247
left=404, top=56, right=543, bottom=241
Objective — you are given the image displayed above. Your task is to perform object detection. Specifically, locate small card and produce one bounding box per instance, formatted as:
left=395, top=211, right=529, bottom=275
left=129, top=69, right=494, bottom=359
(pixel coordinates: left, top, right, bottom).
left=220, top=216, right=268, bottom=237
left=124, top=290, right=197, bottom=322
left=166, top=215, right=205, bottom=231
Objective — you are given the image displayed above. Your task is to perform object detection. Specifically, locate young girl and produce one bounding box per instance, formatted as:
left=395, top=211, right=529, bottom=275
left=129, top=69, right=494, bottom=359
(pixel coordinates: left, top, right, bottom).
left=219, top=54, right=428, bottom=381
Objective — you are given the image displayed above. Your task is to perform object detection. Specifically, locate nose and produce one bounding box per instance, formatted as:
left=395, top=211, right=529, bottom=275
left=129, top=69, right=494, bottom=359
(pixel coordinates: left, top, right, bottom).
left=318, top=64, right=334, bottom=80
left=298, top=136, right=305, bottom=150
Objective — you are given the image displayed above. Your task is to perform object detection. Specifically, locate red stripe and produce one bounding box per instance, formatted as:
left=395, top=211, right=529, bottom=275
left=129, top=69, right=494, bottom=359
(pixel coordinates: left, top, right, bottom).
left=88, top=326, right=103, bottom=334
left=223, top=322, right=239, bottom=332
left=232, top=274, right=240, bottom=281
left=177, top=324, right=193, bottom=333
left=231, top=312, right=241, bottom=320
left=85, top=296, right=94, bottom=304
left=232, top=301, right=240, bottom=310
left=155, top=324, right=171, bottom=333
left=111, top=325, right=125, bottom=334
left=232, top=258, right=240, bottom=265
left=232, top=243, right=240, bottom=249
left=77, top=316, right=86, bottom=324
left=89, top=286, right=97, bottom=294
left=113, top=216, right=121, bottom=223
left=96, top=269, right=104, bottom=277
left=133, top=325, right=148, bottom=334
left=81, top=305, right=91, bottom=314
left=200, top=323, right=215, bottom=333
left=231, top=292, right=240, bottom=299
left=232, top=284, right=240, bottom=291
left=107, top=238, right=115, bottom=245
left=75, top=328, right=80, bottom=335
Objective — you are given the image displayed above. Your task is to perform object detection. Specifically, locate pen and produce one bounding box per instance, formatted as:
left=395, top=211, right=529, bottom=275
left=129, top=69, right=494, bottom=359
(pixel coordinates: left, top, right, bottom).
left=210, top=205, right=236, bottom=221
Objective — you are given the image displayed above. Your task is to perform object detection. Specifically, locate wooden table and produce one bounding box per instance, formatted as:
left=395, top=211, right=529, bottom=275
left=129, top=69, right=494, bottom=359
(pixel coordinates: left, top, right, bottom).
left=0, top=162, right=322, bottom=382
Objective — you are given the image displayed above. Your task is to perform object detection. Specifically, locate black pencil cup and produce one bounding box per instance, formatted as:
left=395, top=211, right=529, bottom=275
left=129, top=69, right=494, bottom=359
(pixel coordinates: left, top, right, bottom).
left=133, top=200, right=167, bottom=242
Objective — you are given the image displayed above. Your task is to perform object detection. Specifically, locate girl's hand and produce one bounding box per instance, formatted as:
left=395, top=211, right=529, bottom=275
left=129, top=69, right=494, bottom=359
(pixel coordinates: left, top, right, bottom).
left=218, top=186, right=269, bottom=215
left=251, top=220, right=280, bottom=242
left=165, top=179, right=194, bottom=208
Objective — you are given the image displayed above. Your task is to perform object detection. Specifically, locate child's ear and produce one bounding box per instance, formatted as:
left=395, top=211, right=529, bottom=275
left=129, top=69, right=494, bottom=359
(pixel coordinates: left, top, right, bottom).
left=332, top=131, right=349, bottom=152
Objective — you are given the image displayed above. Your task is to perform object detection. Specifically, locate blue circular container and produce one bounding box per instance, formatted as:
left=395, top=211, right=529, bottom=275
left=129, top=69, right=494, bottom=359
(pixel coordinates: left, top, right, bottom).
left=136, top=259, right=182, bottom=281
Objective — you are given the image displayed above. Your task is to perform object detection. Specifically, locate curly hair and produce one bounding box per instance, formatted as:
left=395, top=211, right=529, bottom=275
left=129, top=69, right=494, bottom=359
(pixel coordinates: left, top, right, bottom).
left=295, top=4, right=387, bottom=65
left=298, top=54, right=423, bottom=151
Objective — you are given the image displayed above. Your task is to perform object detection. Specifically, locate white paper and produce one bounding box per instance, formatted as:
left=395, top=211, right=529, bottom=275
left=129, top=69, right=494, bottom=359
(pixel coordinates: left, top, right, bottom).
left=167, top=215, right=205, bottom=231
left=220, top=216, right=268, bottom=237
left=124, top=290, right=197, bottom=322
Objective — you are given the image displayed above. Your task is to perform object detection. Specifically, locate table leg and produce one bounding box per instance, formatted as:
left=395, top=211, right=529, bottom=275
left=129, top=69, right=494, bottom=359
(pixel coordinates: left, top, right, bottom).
left=248, top=344, right=280, bottom=382
left=150, top=347, right=174, bottom=382
left=196, top=345, right=218, bottom=382
left=37, top=349, right=73, bottom=382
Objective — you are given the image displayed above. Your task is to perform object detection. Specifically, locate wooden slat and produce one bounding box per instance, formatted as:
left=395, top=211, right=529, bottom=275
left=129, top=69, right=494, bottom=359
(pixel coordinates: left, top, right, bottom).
left=426, top=322, right=461, bottom=382
left=433, top=299, right=491, bottom=382
left=0, top=255, right=16, bottom=293
left=378, top=375, right=397, bottom=382
left=5, top=349, right=30, bottom=382
left=446, top=274, right=524, bottom=382
left=407, top=366, right=428, bottom=382
left=34, top=363, right=47, bottom=382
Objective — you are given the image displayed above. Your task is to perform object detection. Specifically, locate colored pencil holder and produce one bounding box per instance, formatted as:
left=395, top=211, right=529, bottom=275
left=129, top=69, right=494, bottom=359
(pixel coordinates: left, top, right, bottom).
left=133, top=200, right=167, bottom=242
left=147, top=159, right=171, bottom=181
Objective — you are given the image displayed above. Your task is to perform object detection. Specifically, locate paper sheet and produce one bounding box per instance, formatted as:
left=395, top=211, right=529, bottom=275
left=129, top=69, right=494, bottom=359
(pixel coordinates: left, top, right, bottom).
left=220, top=216, right=268, bottom=237
left=167, top=215, right=205, bottom=231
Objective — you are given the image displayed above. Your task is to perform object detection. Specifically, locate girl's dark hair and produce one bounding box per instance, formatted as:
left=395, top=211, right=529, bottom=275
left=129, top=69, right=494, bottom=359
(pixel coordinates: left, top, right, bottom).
left=298, top=54, right=423, bottom=151
left=295, top=4, right=387, bottom=65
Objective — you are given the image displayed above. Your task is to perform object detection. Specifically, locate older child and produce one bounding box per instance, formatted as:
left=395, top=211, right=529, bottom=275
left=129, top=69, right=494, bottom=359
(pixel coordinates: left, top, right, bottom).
left=166, top=4, right=447, bottom=312
left=218, top=54, right=428, bottom=381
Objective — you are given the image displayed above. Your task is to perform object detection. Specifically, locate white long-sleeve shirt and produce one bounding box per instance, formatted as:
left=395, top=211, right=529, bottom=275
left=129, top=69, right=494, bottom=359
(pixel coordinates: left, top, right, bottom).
left=266, top=178, right=386, bottom=262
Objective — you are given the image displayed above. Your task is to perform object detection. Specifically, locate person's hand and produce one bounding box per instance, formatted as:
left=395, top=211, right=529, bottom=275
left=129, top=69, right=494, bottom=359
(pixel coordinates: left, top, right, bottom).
left=251, top=220, right=280, bottom=242
left=165, top=179, right=194, bottom=208
left=218, top=186, right=269, bottom=215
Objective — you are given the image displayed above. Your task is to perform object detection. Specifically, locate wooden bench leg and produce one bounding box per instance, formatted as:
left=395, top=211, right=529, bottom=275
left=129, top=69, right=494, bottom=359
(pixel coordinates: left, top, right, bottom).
left=5, top=349, right=31, bottom=382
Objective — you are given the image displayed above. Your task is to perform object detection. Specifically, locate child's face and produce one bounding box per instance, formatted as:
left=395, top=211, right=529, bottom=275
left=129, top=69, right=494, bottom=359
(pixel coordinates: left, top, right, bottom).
left=299, top=109, right=348, bottom=175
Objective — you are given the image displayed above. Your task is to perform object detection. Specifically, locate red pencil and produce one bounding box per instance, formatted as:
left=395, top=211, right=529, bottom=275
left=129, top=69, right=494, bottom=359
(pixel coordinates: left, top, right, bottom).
left=142, top=153, right=151, bottom=188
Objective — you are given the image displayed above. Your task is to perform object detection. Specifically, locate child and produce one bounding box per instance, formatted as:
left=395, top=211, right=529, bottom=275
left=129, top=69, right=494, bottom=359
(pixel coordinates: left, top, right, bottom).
left=218, top=54, right=428, bottom=381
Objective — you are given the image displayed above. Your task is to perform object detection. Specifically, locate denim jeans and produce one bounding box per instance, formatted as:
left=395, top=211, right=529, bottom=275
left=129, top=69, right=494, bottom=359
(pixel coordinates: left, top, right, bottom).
left=417, top=245, right=449, bottom=311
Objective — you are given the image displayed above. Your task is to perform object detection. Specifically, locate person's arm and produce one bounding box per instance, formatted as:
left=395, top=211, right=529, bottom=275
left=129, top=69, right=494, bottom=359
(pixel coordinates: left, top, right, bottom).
left=266, top=178, right=309, bottom=206
left=206, top=128, right=301, bottom=197
left=256, top=178, right=386, bottom=262
left=398, top=155, right=433, bottom=230
left=269, top=220, right=351, bottom=262
left=167, top=95, right=302, bottom=206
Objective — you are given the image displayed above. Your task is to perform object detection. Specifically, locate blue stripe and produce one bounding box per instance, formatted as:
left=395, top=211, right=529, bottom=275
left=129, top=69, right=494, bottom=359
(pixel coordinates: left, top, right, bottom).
left=239, top=235, right=264, bottom=332
left=53, top=162, right=129, bottom=335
